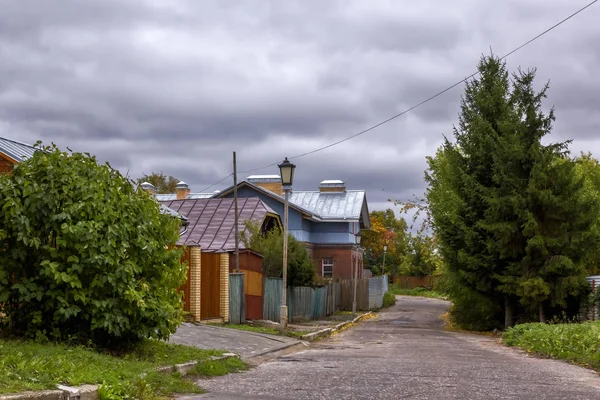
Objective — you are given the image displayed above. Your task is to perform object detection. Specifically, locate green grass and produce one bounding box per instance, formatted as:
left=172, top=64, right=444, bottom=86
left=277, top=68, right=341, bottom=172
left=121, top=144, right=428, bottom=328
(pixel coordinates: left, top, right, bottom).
left=0, top=338, right=246, bottom=399
left=214, top=323, right=306, bottom=339
left=388, top=285, right=448, bottom=300
left=503, top=321, right=600, bottom=371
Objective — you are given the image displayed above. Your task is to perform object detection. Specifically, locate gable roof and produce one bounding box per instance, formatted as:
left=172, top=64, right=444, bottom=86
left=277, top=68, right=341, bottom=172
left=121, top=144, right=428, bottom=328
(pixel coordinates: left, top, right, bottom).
left=160, top=197, right=280, bottom=252
left=216, top=180, right=371, bottom=228
left=288, top=190, right=366, bottom=221
left=0, top=137, right=38, bottom=163
left=216, top=180, right=315, bottom=218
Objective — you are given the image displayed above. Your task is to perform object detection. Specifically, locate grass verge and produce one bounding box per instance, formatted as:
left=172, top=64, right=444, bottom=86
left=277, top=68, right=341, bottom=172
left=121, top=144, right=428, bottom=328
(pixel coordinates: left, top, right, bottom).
left=502, top=321, right=600, bottom=371
left=0, top=338, right=245, bottom=399
left=213, top=323, right=305, bottom=339
left=388, top=285, right=448, bottom=300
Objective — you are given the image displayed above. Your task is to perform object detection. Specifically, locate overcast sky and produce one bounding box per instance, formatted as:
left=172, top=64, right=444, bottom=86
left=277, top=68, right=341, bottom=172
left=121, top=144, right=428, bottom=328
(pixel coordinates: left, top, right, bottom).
left=1, top=0, right=599, bottom=214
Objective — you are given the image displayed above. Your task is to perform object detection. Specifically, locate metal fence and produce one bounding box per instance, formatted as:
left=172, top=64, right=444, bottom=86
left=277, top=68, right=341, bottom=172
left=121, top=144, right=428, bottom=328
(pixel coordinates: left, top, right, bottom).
left=368, top=276, right=387, bottom=310
left=586, top=276, right=599, bottom=321
left=229, top=273, right=246, bottom=324
left=263, top=276, right=388, bottom=323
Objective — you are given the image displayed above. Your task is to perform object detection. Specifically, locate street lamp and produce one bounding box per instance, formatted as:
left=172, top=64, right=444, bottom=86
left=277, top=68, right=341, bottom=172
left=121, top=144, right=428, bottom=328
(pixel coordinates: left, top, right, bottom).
left=382, top=243, right=388, bottom=277
left=278, top=157, right=296, bottom=329
left=352, top=231, right=362, bottom=317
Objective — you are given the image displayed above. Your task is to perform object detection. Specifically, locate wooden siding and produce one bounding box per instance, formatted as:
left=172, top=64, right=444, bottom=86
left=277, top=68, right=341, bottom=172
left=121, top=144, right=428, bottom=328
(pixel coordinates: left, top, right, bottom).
left=0, top=155, right=14, bottom=174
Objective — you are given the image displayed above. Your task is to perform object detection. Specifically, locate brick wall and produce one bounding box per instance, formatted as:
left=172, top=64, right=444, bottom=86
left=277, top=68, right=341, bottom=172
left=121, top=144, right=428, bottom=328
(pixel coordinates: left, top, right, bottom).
left=312, top=245, right=363, bottom=281
left=189, top=247, right=202, bottom=321
left=219, top=253, right=230, bottom=322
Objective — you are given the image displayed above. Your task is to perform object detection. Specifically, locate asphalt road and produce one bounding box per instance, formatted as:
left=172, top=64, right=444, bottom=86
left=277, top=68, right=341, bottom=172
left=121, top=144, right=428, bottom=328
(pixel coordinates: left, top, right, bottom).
left=187, top=296, right=600, bottom=400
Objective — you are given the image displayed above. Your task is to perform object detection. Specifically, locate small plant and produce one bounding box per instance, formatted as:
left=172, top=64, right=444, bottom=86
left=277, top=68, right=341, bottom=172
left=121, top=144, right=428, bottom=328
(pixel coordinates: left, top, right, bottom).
left=382, top=292, right=396, bottom=308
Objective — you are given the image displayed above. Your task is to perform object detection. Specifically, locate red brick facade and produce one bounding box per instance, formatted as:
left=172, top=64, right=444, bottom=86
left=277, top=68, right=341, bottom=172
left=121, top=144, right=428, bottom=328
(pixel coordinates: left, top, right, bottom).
left=311, top=245, right=364, bottom=281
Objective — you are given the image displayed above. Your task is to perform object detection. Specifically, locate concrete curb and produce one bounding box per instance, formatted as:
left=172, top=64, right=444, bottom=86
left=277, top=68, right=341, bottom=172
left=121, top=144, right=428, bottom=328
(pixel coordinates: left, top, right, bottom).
left=0, top=385, right=98, bottom=400
left=155, top=353, right=239, bottom=376
left=301, top=312, right=374, bottom=342
left=241, top=340, right=308, bottom=362
left=242, top=341, right=310, bottom=365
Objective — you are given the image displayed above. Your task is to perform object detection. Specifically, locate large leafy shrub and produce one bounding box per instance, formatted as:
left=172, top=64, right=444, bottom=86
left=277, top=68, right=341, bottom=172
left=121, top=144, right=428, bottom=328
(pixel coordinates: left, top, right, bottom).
left=0, top=145, right=186, bottom=346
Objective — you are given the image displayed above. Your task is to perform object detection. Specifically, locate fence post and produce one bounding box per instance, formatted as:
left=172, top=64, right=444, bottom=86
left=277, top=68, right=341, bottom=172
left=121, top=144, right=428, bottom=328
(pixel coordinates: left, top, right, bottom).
left=189, top=247, right=202, bottom=322
left=593, top=280, right=596, bottom=322
left=219, top=253, right=230, bottom=323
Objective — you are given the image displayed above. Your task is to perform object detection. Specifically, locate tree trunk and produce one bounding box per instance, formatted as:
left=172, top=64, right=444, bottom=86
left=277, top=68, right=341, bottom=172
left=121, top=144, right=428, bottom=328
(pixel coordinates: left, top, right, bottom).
left=504, top=296, right=513, bottom=328
left=539, top=302, right=546, bottom=323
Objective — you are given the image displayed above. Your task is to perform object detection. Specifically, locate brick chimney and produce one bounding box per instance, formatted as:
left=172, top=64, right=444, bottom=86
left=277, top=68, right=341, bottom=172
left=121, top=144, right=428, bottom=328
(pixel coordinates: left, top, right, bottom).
left=140, top=182, right=156, bottom=196
left=247, top=175, right=283, bottom=195
left=319, top=180, right=346, bottom=193
left=176, top=181, right=190, bottom=200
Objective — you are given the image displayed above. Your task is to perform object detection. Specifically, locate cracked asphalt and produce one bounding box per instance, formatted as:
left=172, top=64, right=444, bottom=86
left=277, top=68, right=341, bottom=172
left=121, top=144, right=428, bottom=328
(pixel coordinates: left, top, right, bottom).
left=185, top=296, right=600, bottom=400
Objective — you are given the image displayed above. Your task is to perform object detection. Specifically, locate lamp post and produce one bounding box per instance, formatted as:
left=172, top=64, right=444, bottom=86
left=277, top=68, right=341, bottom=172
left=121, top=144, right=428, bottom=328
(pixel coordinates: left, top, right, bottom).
left=382, top=244, right=388, bottom=277
left=278, top=157, right=296, bottom=329
left=352, top=231, right=362, bottom=317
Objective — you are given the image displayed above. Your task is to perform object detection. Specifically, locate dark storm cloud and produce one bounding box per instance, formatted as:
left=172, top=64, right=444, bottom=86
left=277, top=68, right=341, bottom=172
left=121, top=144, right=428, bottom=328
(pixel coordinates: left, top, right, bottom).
left=1, top=0, right=599, bottom=215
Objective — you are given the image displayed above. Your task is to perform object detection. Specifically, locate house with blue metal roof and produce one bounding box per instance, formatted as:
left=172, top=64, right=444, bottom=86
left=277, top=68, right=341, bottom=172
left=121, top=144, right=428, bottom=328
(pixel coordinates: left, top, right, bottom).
left=0, top=136, right=38, bottom=174
left=214, top=176, right=371, bottom=281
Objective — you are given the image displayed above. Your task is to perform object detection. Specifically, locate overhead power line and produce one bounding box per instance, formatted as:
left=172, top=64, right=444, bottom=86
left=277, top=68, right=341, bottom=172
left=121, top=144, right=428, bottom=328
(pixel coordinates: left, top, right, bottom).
left=239, top=0, right=598, bottom=174
left=198, top=173, right=233, bottom=194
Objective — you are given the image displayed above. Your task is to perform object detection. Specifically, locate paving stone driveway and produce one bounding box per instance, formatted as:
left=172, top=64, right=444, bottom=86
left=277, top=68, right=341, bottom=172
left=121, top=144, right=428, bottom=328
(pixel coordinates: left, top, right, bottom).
left=169, top=323, right=299, bottom=359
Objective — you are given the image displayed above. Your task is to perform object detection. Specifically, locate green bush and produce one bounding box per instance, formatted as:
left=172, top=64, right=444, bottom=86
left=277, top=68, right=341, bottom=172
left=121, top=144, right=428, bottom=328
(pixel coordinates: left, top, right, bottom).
left=447, top=286, right=502, bottom=331
left=242, top=221, right=314, bottom=286
left=382, top=291, right=396, bottom=308
left=0, top=145, right=186, bottom=346
left=503, top=322, right=600, bottom=371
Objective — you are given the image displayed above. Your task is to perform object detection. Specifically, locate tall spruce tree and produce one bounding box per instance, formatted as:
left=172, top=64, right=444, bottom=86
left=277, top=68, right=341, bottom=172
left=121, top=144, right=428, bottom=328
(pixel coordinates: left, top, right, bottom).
left=426, top=55, right=599, bottom=329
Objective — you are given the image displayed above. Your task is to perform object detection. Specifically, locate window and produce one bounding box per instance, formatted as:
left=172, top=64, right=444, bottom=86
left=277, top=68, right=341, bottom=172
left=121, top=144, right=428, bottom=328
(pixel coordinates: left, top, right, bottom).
left=322, top=257, right=333, bottom=279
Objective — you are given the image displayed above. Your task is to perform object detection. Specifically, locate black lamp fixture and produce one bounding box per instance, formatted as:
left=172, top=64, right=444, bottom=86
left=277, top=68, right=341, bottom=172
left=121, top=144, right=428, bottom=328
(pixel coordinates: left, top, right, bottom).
left=278, top=157, right=296, bottom=187
left=355, top=231, right=362, bottom=246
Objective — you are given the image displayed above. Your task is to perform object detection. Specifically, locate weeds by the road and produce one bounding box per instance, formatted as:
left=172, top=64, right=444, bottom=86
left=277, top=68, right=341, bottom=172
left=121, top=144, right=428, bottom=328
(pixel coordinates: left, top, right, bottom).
left=382, top=291, right=397, bottom=308
left=214, top=323, right=305, bottom=339
left=196, top=357, right=248, bottom=377
left=503, top=321, right=600, bottom=371
left=388, top=285, right=448, bottom=300
left=0, top=338, right=245, bottom=398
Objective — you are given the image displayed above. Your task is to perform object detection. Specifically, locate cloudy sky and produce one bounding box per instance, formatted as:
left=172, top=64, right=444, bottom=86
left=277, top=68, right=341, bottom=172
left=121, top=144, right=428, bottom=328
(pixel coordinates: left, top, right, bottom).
left=1, top=0, right=599, bottom=213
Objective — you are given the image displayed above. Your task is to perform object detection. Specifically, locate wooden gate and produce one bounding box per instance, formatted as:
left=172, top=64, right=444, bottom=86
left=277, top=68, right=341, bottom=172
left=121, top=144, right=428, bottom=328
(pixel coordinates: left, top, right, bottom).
left=230, top=251, right=263, bottom=320
left=201, top=253, right=221, bottom=319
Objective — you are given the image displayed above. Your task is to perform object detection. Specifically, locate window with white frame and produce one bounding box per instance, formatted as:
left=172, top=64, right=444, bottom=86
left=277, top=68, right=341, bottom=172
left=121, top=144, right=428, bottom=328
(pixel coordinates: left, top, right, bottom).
left=322, top=257, right=334, bottom=279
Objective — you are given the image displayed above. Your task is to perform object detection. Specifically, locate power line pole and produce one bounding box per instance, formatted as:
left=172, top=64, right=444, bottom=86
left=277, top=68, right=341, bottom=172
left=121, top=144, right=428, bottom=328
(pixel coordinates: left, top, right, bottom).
left=233, top=151, right=239, bottom=273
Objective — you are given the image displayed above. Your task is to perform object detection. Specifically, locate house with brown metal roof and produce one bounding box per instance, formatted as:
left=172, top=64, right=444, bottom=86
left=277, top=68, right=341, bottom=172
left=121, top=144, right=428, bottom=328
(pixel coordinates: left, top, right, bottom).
left=157, top=196, right=281, bottom=322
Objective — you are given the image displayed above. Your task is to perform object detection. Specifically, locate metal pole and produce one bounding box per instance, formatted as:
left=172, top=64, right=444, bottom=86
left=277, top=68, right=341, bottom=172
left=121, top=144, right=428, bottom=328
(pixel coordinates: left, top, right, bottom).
left=233, top=152, right=239, bottom=273
left=281, top=188, right=289, bottom=329
left=382, top=250, right=386, bottom=276
left=352, top=248, right=358, bottom=316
